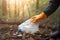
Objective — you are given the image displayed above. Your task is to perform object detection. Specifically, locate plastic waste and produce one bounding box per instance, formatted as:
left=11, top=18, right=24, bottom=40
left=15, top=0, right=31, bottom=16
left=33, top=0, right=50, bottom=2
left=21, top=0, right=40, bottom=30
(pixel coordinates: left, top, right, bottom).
left=18, top=19, right=40, bottom=34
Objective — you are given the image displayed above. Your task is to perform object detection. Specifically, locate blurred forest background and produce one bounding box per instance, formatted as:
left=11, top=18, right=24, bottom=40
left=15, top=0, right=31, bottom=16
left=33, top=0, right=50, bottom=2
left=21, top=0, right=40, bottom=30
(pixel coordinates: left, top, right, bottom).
left=0, top=0, right=60, bottom=25
left=0, top=0, right=60, bottom=40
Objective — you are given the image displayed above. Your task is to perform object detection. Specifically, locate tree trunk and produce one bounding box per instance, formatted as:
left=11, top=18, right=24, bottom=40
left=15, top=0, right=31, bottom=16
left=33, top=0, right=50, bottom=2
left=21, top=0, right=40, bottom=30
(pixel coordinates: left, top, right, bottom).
left=6, top=0, right=11, bottom=18
left=2, top=0, right=7, bottom=16
left=36, top=0, right=39, bottom=9
left=22, top=1, right=25, bottom=20
left=15, top=0, right=17, bottom=17
left=18, top=0, right=20, bottom=17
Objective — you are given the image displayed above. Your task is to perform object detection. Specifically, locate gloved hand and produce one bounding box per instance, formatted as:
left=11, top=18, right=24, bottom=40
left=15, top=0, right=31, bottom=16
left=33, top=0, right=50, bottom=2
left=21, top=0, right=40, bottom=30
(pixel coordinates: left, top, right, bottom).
left=18, top=12, right=47, bottom=34
left=31, top=12, right=47, bottom=23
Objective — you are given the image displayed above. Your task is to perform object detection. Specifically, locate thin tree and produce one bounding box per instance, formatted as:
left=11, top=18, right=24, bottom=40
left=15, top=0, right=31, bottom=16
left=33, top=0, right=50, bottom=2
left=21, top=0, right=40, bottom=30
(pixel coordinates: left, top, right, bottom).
left=22, top=0, right=25, bottom=20
left=26, top=1, right=31, bottom=18
left=18, top=0, right=20, bottom=17
left=36, top=0, right=39, bottom=9
left=15, top=0, right=17, bottom=17
left=2, top=0, right=7, bottom=16
left=9, top=0, right=11, bottom=18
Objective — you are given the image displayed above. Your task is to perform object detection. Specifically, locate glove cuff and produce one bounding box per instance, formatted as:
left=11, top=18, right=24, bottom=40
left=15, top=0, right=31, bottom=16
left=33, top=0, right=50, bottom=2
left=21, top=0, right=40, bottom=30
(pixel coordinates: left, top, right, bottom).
left=39, top=12, right=47, bottom=20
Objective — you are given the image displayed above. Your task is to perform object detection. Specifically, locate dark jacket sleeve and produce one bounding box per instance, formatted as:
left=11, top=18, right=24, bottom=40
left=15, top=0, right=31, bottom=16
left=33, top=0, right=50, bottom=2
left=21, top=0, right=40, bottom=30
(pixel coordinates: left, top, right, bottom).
left=44, top=0, right=59, bottom=17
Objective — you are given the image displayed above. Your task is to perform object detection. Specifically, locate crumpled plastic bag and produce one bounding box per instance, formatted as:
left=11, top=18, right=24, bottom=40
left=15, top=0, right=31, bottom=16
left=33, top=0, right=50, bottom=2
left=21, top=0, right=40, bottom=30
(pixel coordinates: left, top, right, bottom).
left=18, top=19, right=40, bottom=34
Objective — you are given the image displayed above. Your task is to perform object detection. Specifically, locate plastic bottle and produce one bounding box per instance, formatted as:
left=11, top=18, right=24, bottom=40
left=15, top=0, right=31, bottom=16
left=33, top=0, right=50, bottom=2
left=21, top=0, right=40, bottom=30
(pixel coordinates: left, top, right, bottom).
left=18, top=19, right=40, bottom=34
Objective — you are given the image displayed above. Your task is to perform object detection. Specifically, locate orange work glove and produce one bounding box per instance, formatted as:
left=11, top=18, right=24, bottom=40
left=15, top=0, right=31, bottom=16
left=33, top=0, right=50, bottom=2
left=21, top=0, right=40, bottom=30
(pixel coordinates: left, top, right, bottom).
left=31, top=12, right=47, bottom=23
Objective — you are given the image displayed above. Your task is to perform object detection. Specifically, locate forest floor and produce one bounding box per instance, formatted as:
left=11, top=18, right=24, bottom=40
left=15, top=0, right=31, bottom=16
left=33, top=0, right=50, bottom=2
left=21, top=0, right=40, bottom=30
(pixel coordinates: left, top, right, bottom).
left=0, top=24, right=60, bottom=40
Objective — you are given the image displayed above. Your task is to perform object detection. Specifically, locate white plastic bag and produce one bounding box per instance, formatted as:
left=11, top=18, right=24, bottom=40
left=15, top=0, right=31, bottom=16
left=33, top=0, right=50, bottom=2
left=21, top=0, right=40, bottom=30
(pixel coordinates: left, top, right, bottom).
left=18, top=19, right=40, bottom=34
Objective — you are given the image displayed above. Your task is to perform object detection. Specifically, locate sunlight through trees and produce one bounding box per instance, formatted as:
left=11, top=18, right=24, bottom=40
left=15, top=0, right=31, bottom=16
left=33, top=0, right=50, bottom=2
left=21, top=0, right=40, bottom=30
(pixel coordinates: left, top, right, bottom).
left=0, top=0, right=59, bottom=24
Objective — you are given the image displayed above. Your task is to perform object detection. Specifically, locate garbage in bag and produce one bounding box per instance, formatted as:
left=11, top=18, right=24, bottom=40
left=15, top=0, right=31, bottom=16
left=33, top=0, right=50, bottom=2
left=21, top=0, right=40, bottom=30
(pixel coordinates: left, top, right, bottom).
left=18, top=19, right=40, bottom=34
